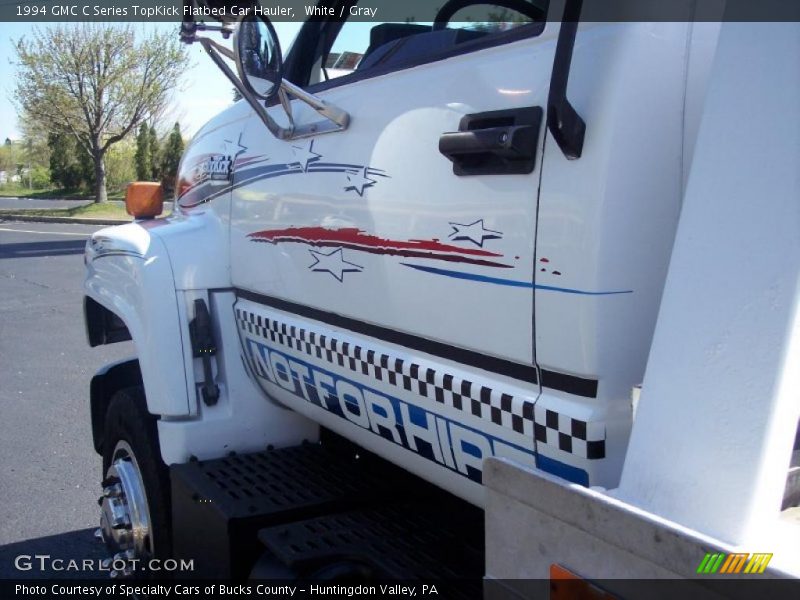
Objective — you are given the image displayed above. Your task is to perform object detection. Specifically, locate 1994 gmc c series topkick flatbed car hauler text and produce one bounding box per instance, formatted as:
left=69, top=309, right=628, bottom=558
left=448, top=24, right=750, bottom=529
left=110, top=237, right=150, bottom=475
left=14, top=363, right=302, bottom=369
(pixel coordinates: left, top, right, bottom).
left=81, top=0, right=800, bottom=596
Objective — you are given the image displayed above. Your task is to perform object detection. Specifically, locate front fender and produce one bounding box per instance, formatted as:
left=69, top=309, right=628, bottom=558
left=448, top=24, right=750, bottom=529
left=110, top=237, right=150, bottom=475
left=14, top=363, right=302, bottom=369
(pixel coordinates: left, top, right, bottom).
left=85, top=223, right=191, bottom=417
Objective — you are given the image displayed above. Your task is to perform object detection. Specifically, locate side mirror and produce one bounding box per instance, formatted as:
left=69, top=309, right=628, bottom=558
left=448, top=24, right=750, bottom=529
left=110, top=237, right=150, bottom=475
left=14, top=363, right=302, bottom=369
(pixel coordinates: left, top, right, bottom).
left=234, top=15, right=283, bottom=101
left=187, top=12, right=349, bottom=139
left=126, top=182, right=163, bottom=219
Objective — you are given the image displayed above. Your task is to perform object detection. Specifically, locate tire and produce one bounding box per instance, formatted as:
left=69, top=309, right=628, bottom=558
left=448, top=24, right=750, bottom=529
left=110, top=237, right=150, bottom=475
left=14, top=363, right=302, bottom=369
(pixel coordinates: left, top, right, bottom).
left=102, top=386, right=172, bottom=560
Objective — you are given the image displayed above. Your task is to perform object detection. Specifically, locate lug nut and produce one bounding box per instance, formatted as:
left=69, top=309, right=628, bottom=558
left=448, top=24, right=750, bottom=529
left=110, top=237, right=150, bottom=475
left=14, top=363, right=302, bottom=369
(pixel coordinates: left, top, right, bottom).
left=101, top=558, right=112, bottom=569
left=103, top=484, right=122, bottom=498
left=111, top=515, right=131, bottom=529
left=112, top=531, right=131, bottom=543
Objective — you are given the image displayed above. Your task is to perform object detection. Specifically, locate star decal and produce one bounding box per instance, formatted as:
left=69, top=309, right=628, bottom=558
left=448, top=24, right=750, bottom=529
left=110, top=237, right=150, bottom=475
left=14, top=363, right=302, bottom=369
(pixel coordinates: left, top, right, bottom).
left=308, top=248, right=363, bottom=282
left=291, top=139, right=322, bottom=172
left=344, top=167, right=376, bottom=197
left=448, top=219, right=503, bottom=248
left=221, top=134, right=247, bottom=159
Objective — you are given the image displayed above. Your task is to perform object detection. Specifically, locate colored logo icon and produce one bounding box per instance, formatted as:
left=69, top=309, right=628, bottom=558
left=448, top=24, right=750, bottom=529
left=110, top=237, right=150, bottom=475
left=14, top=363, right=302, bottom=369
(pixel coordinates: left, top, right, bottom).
left=696, top=552, right=772, bottom=575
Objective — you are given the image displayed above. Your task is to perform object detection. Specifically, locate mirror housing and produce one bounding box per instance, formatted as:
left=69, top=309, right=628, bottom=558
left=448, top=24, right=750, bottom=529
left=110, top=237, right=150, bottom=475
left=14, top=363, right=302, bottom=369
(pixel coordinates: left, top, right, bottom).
left=234, top=15, right=283, bottom=101
left=126, top=182, right=164, bottom=219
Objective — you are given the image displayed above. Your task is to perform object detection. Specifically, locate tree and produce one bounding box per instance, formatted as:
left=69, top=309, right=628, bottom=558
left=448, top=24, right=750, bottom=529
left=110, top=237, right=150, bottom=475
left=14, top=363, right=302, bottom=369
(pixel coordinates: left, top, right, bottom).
left=134, top=123, right=151, bottom=181
left=160, top=122, right=184, bottom=192
left=148, top=124, right=160, bottom=180
left=29, top=166, right=51, bottom=189
left=13, top=24, right=187, bottom=202
left=0, top=142, right=21, bottom=175
left=18, top=114, right=51, bottom=171
left=49, top=133, right=92, bottom=190
left=18, top=117, right=51, bottom=189
left=105, top=139, right=137, bottom=191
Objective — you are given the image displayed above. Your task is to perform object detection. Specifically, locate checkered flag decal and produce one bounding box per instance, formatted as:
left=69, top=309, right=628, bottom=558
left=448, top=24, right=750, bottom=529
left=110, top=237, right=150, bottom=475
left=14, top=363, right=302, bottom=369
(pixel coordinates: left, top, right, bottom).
left=236, top=308, right=605, bottom=460
left=533, top=405, right=605, bottom=459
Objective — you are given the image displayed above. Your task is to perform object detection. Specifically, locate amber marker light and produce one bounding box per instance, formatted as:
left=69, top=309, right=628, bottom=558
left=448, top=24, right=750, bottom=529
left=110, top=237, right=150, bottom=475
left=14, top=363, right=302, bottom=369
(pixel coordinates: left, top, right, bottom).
left=125, top=182, right=164, bottom=219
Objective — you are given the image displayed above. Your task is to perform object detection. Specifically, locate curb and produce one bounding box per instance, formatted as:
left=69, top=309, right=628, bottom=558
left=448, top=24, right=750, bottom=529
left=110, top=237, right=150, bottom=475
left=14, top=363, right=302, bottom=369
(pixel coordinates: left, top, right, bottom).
left=0, top=214, right=130, bottom=226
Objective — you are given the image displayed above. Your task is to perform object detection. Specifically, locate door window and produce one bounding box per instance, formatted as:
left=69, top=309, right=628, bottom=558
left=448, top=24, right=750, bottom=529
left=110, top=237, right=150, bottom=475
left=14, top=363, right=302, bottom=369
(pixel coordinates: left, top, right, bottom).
left=306, top=0, right=549, bottom=86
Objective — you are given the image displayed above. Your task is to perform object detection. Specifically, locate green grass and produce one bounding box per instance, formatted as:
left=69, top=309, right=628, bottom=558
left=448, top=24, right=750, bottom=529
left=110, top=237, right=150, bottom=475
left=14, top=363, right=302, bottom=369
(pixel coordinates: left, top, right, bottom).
left=0, top=185, right=125, bottom=201
left=0, top=202, right=131, bottom=220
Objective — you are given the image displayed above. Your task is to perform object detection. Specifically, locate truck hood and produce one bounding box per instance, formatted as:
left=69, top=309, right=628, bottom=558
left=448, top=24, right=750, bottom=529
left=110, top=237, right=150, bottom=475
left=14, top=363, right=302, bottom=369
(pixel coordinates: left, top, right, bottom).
left=86, top=222, right=157, bottom=261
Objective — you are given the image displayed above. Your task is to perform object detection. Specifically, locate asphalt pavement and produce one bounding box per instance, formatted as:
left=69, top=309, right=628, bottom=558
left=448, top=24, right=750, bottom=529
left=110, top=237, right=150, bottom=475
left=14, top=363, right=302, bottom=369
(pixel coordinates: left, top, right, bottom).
left=0, top=221, right=134, bottom=579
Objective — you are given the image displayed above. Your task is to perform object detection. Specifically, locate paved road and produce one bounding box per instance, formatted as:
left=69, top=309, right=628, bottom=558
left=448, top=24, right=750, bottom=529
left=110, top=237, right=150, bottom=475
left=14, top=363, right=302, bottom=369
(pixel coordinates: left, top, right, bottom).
left=0, top=197, right=92, bottom=210
left=0, top=222, right=134, bottom=579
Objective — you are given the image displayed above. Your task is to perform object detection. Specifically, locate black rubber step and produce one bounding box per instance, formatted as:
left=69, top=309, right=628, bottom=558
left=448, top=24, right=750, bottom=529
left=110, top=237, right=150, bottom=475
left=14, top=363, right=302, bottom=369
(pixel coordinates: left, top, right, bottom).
left=171, top=440, right=439, bottom=579
left=257, top=502, right=484, bottom=596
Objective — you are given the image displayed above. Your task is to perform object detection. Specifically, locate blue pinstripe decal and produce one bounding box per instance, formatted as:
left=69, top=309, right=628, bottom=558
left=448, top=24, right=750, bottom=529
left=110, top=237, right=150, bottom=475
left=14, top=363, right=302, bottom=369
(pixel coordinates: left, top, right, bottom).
left=401, top=263, right=633, bottom=295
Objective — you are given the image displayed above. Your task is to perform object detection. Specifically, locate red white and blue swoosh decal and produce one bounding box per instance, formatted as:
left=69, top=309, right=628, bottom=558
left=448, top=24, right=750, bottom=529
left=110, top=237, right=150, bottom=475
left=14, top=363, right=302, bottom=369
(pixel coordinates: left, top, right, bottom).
left=178, top=139, right=631, bottom=295
left=177, top=161, right=389, bottom=209
left=177, top=139, right=389, bottom=209
left=248, top=227, right=512, bottom=269
left=247, top=226, right=633, bottom=295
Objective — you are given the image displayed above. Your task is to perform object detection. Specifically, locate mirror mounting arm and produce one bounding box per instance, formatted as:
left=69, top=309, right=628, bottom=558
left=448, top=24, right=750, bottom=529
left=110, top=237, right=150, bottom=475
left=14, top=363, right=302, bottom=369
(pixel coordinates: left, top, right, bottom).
left=195, top=21, right=236, bottom=38
left=196, top=35, right=349, bottom=141
left=197, top=35, right=235, bottom=61
left=277, top=88, right=295, bottom=131
left=197, top=36, right=294, bottom=140
left=281, top=80, right=350, bottom=133
left=189, top=14, right=350, bottom=142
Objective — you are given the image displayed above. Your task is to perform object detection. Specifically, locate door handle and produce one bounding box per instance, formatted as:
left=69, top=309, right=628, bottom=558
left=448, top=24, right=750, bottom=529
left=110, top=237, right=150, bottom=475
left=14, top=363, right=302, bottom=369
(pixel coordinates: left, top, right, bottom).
left=439, top=106, right=543, bottom=176
left=440, top=125, right=536, bottom=159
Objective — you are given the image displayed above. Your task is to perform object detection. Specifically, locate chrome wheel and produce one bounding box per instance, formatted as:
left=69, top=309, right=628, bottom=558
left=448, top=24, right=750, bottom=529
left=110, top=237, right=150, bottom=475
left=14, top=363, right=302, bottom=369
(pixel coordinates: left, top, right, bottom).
left=97, top=440, right=153, bottom=578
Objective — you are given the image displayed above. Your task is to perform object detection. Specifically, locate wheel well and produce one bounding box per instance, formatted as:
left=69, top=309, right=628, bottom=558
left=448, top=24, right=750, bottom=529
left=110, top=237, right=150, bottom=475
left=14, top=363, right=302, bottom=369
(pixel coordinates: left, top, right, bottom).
left=84, top=296, right=132, bottom=347
left=90, top=359, right=144, bottom=454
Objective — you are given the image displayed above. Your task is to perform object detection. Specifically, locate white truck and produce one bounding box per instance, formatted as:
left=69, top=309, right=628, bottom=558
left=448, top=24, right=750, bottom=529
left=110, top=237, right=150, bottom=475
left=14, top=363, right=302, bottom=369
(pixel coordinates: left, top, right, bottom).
left=83, top=0, right=800, bottom=594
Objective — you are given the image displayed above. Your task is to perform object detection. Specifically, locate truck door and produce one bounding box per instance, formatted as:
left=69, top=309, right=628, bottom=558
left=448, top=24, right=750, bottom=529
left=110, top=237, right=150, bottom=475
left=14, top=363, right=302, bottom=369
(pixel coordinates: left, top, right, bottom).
left=230, top=2, right=557, bottom=503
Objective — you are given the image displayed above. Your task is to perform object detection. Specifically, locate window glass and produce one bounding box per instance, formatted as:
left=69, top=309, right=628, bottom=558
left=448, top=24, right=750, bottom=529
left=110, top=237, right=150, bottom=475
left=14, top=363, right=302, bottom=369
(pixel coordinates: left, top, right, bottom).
left=446, top=4, right=539, bottom=32
left=318, top=1, right=548, bottom=82
left=324, top=22, right=375, bottom=79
